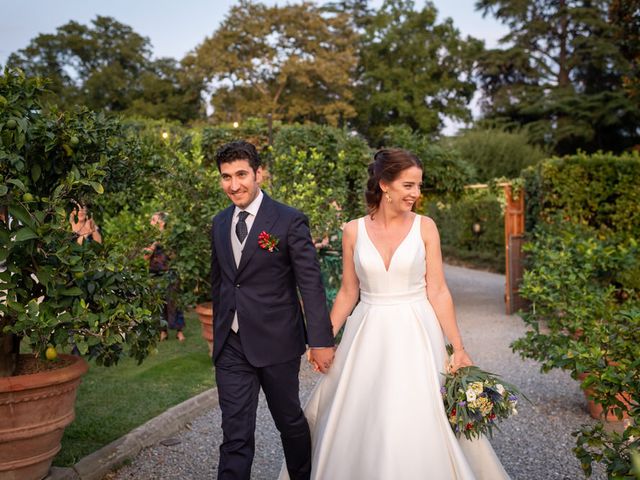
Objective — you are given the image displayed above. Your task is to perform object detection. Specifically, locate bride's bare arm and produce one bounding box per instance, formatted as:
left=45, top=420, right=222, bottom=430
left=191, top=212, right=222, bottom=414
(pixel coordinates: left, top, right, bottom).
left=421, top=216, right=473, bottom=370
left=329, top=220, right=360, bottom=336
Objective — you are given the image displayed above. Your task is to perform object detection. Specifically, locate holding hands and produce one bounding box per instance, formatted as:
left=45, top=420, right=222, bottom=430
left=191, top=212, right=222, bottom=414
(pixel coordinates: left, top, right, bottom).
left=307, top=347, right=336, bottom=374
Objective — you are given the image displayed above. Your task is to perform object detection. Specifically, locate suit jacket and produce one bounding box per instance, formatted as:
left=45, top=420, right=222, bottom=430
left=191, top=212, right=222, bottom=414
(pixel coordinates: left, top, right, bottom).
left=210, top=192, right=334, bottom=367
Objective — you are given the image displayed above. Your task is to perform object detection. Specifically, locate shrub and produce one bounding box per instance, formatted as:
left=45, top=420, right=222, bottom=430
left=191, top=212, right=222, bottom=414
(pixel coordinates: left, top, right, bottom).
left=446, top=127, right=546, bottom=182
left=422, top=188, right=505, bottom=272
left=271, top=124, right=370, bottom=221
left=523, top=151, right=640, bottom=238
left=513, top=221, right=640, bottom=477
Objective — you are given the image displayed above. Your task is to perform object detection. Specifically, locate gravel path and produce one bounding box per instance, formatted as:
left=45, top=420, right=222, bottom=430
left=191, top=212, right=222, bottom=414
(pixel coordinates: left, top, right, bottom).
left=111, top=264, right=606, bottom=479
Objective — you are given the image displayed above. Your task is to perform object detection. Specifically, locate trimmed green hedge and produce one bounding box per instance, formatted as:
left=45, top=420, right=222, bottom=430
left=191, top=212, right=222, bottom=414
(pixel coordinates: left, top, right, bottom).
left=523, top=151, right=640, bottom=237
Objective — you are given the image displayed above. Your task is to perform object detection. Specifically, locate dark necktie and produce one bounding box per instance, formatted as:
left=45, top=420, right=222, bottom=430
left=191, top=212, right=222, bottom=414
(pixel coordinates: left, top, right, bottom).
left=236, top=211, right=250, bottom=243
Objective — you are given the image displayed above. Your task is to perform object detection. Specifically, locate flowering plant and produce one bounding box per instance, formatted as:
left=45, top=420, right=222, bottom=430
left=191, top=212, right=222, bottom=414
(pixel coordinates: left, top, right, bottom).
left=441, top=345, right=522, bottom=440
left=258, top=230, right=279, bottom=252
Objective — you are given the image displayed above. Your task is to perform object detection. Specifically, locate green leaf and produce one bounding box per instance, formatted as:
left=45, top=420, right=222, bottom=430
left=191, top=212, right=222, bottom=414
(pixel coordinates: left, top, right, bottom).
left=61, top=287, right=83, bottom=296
left=31, top=164, right=41, bottom=182
left=0, top=185, right=7, bottom=196
left=7, top=178, right=27, bottom=191
left=8, top=204, right=33, bottom=227
left=14, top=226, right=38, bottom=242
left=90, top=182, right=104, bottom=194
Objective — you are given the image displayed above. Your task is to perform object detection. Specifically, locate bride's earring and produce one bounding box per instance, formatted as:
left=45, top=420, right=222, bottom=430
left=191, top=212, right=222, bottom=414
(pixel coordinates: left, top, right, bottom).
left=385, top=191, right=392, bottom=203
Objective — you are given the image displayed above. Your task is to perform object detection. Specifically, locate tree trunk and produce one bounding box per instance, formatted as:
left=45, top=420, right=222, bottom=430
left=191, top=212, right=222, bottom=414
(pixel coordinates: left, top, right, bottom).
left=0, top=322, right=19, bottom=377
left=557, top=0, right=570, bottom=87
left=0, top=205, right=18, bottom=377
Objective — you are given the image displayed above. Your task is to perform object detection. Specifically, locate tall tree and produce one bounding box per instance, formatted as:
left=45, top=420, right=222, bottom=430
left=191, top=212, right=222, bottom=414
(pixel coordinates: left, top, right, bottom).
left=476, top=0, right=640, bottom=154
left=353, top=0, right=483, bottom=143
left=192, top=0, right=358, bottom=126
left=7, top=16, right=203, bottom=121
left=610, top=0, right=640, bottom=105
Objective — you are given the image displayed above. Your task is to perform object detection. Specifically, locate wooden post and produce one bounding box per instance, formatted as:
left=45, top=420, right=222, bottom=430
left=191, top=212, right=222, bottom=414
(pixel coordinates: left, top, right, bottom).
left=503, top=184, right=525, bottom=314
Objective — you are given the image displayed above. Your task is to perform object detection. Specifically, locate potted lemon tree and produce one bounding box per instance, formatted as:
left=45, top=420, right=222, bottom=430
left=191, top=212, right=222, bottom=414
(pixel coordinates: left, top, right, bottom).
left=0, top=69, right=161, bottom=480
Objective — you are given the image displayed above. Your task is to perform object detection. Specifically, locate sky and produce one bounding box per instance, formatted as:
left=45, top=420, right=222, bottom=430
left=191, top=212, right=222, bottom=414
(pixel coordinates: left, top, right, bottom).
left=0, top=0, right=508, bottom=66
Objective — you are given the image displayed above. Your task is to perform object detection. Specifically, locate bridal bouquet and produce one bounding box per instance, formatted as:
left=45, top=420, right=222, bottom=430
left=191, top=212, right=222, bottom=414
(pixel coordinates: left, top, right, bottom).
left=441, top=346, right=522, bottom=440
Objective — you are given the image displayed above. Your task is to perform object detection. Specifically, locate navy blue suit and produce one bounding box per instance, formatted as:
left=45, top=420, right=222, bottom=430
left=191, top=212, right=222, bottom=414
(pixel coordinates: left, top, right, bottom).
left=211, top=193, right=333, bottom=480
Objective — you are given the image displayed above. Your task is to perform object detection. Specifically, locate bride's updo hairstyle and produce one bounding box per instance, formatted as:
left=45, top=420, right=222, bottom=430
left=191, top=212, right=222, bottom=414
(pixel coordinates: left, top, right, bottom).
left=365, top=148, right=422, bottom=217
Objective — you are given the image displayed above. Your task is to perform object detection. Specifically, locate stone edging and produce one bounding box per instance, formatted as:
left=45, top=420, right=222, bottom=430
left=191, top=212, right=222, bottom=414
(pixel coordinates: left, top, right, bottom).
left=46, top=387, right=219, bottom=480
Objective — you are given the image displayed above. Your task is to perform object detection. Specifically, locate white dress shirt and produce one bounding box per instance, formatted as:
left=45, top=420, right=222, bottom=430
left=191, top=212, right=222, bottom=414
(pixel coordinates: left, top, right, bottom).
left=230, top=190, right=264, bottom=332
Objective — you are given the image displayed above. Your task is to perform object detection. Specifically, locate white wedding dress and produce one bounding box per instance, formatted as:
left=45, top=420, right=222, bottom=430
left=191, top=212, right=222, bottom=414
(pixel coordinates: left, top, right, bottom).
left=280, top=215, right=510, bottom=479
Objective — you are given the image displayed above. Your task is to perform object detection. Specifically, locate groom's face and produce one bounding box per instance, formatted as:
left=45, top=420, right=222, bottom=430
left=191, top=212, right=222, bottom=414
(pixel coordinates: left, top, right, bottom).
left=220, top=159, right=263, bottom=209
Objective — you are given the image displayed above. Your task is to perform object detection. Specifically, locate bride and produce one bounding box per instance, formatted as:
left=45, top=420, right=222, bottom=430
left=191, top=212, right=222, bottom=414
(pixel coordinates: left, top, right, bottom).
left=281, top=148, right=510, bottom=479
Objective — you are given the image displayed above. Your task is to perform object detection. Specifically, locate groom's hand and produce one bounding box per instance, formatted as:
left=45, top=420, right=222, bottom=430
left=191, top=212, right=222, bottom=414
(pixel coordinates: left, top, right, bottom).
left=309, top=347, right=335, bottom=374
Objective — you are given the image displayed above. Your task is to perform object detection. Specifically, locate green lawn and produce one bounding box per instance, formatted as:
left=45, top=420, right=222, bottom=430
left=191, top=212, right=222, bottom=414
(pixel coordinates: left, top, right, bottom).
left=54, top=312, right=215, bottom=467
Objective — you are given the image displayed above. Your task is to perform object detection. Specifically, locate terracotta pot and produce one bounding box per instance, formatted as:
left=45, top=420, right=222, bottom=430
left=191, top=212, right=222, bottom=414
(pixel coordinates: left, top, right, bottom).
left=0, top=354, right=88, bottom=480
left=195, top=302, right=214, bottom=356
left=577, top=372, right=631, bottom=421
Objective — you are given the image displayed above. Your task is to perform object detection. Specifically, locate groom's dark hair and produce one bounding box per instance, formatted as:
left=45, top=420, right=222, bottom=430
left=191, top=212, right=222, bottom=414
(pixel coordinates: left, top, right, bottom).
left=215, top=140, right=261, bottom=173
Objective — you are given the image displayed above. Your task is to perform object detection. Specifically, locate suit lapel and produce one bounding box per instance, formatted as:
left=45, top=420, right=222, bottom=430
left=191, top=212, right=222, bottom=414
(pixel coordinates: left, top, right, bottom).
left=217, top=206, right=237, bottom=274
left=236, top=194, right=278, bottom=276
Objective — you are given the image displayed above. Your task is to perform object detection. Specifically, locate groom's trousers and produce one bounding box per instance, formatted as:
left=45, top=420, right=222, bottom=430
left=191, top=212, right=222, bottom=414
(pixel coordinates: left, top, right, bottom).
left=215, top=331, right=311, bottom=480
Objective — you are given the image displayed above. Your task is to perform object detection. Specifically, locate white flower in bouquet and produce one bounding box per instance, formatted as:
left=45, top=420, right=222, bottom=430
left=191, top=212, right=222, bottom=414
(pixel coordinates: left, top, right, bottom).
left=465, top=388, right=477, bottom=403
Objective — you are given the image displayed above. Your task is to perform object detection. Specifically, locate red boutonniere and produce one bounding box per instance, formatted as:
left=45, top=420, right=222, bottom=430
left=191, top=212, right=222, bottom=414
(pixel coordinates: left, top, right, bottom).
left=258, top=231, right=279, bottom=252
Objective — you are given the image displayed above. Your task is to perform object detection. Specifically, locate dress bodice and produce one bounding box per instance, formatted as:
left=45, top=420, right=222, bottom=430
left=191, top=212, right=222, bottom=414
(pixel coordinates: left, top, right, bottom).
left=354, top=215, right=426, bottom=303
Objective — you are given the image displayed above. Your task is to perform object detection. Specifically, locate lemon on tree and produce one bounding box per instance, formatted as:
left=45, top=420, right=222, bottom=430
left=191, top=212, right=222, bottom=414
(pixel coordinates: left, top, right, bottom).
left=45, top=345, right=58, bottom=361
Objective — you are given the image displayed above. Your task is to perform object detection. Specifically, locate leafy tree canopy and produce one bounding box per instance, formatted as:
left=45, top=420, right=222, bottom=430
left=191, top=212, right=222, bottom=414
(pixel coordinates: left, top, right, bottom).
left=476, top=0, right=640, bottom=154
left=192, top=0, right=358, bottom=126
left=354, top=0, right=483, bottom=144
left=7, top=16, right=204, bottom=122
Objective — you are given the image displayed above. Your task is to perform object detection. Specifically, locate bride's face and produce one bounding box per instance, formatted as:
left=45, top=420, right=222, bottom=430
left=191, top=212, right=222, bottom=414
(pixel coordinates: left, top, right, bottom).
left=381, top=166, right=423, bottom=211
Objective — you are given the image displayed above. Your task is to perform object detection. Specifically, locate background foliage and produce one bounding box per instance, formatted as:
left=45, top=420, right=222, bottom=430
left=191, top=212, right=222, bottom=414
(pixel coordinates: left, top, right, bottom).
left=513, top=152, right=640, bottom=477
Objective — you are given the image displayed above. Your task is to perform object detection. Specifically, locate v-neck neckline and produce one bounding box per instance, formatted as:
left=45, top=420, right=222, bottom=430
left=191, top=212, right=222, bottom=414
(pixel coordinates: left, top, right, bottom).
left=362, top=214, right=417, bottom=272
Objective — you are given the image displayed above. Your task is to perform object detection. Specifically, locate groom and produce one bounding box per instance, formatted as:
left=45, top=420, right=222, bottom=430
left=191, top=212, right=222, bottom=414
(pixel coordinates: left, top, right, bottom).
left=210, top=140, right=335, bottom=480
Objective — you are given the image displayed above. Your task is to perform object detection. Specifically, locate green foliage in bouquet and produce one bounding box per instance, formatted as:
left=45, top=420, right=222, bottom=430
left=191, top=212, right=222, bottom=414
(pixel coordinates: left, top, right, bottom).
left=441, top=345, right=523, bottom=440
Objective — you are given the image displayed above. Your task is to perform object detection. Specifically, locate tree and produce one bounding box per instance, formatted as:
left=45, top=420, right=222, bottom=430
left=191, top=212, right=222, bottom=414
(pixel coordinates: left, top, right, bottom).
left=610, top=0, right=640, bottom=105
left=353, top=0, right=483, bottom=143
left=192, top=0, right=358, bottom=126
left=125, top=58, right=205, bottom=122
left=0, top=69, right=161, bottom=375
left=7, top=16, right=203, bottom=122
left=476, top=0, right=640, bottom=154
